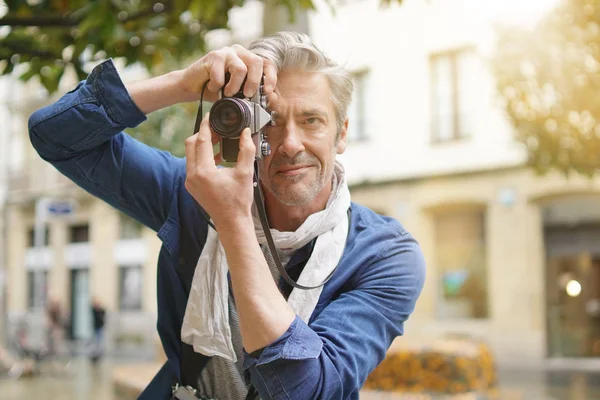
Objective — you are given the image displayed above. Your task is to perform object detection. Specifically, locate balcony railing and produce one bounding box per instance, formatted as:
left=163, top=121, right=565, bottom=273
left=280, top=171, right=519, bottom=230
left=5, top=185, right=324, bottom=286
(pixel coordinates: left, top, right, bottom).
left=7, top=170, right=31, bottom=193
left=7, top=168, right=77, bottom=197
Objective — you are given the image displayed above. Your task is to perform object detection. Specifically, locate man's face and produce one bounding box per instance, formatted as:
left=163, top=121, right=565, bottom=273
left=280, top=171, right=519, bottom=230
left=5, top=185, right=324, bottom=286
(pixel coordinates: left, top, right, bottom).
left=259, top=69, right=347, bottom=206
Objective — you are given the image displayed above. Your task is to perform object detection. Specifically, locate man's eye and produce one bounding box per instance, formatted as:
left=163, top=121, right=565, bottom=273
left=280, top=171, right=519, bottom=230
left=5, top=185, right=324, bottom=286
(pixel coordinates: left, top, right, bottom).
left=306, top=118, right=319, bottom=124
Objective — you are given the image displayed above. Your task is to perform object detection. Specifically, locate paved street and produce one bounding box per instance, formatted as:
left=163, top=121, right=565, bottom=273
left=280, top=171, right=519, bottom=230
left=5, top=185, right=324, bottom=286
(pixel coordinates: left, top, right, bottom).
left=496, top=369, right=600, bottom=400
left=0, top=358, right=117, bottom=400
left=1, top=357, right=600, bottom=400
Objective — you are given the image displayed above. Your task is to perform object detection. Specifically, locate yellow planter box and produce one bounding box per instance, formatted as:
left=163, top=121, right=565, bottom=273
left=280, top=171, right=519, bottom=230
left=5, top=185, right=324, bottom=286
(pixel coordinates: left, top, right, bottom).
left=364, top=336, right=497, bottom=396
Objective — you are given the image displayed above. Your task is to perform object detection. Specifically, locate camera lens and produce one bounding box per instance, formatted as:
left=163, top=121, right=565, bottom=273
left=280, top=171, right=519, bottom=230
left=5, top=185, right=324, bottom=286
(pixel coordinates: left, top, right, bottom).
left=210, top=98, right=251, bottom=138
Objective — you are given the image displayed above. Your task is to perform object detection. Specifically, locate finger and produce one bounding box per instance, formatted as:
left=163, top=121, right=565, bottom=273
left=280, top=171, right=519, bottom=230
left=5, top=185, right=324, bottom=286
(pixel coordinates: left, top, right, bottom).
left=266, top=91, right=279, bottom=110
left=243, top=58, right=263, bottom=98
left=196, top=113, right=218, bottom=170
left=232, top=45, right=263, bottom=97
left=184, top=132, right=199, bottom=176
left=235, top=128, right=256, bottom=174
left=262, top=59, right=277, bottom=94
left=212, top=131, right=222, bottom=165
left=207, top=52, right=226, bottom=93
left=201, top=89, right=220, bottom=103
left=224, top=53, right=248, bottom=97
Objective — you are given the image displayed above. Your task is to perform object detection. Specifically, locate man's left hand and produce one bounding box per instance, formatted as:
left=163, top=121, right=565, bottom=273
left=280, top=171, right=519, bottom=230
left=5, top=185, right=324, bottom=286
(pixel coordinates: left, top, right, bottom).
left=184, top=113, right=256, bottom=232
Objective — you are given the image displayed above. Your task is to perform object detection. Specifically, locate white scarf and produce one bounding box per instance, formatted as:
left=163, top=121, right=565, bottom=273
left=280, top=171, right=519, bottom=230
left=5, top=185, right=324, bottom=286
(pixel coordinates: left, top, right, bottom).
left=180, top=162, right=351, bottom=362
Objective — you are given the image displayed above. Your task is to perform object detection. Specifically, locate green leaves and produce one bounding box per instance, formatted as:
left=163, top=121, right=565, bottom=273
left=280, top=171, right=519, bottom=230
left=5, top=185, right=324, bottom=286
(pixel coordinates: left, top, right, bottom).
left=39, top=63, right=66, bottom=93
left=1, top=0, right=406, bottom=94
left=0, top=0, right=217, bottom=92
left=1, top=0, right=404, bottom=154
left=493, top=0, right=600, bottom=177
left=126, top=100, right=198, bottom=158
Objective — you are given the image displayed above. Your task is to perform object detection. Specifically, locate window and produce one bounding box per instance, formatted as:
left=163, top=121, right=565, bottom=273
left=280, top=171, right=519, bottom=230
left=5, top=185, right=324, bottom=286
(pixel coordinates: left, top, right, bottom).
left=434, top=209, right=488, bottom=319
left=27, top=226, right=50, bottom=247
left=347, top=69, right=370, bottom=142
left=27, top=270, right=48, bottom=309
left=119, top=213, right=143, bottom=239
left=119, top=266, right=143, bottom=310
left=69, top=224, right=89, bottom=243
left=430, top=49, right=477, bottom=142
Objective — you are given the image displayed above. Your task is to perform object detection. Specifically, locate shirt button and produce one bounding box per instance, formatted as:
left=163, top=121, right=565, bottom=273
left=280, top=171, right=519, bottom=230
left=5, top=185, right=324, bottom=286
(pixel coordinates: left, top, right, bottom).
left=178, top=256, right=186, bottom=266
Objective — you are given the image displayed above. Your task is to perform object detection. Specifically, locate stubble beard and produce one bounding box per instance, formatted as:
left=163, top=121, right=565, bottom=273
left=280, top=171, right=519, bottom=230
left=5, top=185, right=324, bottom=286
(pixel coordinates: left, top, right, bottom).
left=262, top=153, right=333, bottom=206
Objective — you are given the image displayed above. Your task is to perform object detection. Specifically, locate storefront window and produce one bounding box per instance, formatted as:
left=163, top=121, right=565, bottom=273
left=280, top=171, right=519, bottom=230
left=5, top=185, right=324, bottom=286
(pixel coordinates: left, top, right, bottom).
left=69, top=224, right=89, bottom=243
left=27, top=270, right=48, bottom=309
left=119, top=266, right=143, bottom=311
left=435, top=209, right=489, bottom=319
left=119, top=213, right=143, bottom=239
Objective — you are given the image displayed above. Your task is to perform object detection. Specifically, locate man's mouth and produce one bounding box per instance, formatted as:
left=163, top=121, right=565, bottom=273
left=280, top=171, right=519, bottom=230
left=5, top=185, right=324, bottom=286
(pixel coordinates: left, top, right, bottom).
left=276, top=165, right=314, bottom=176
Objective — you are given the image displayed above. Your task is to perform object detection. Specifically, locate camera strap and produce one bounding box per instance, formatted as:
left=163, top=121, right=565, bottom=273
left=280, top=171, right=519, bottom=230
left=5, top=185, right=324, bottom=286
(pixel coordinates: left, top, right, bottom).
left=252, top=161, right=347, bottom=290
left=194, top=80, right=346, bottom=289
left=179, top=82, right=348, bottom=400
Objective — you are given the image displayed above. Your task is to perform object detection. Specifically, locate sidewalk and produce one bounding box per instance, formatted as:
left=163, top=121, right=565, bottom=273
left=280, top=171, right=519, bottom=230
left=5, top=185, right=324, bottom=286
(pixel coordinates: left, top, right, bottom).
left=113, top=362, right=162, bottom=399
left=3, top=357, right=599, bottom=400
left=112, top=362, right=524, bottom=400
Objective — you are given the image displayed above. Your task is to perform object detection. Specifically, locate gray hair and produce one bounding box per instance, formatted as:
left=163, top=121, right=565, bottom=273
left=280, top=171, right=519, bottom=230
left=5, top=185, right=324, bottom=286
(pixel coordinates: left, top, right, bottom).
left=248, top=31, right=354, bottom=135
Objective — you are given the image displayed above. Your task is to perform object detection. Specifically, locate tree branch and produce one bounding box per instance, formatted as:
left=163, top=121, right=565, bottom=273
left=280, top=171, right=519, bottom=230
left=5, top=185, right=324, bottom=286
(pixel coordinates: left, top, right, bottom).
left=0, top=2, right=172, bottom=28
left=0, top=15, right=78, bottom=27
left=0, top=40, right=61, bottom=60
left=123, top=5, right=172, bottom=23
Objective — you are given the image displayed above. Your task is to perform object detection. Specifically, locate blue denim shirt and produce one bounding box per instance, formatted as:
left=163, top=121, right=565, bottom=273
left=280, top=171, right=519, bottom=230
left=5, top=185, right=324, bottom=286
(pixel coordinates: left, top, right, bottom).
left=28, top=60, right=426, bottom=400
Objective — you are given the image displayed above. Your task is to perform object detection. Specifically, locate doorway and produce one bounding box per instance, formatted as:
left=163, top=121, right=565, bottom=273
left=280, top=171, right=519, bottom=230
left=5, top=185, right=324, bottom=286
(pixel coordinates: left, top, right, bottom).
left=69, top=268, right=92, bottom=341
left=545, top=224, right=600, bottom=358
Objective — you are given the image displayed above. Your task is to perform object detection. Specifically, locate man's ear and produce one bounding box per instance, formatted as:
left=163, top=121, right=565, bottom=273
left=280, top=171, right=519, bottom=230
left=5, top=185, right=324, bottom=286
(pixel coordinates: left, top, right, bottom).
left=336, top=119, right=348, bottom=154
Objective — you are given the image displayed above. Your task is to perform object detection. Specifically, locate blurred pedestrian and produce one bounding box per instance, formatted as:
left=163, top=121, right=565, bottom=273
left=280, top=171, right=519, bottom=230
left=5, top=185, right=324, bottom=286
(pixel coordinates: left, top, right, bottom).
left=45, top=298, right=65, bottom=357
left=89, top=298, right=106, bottom=364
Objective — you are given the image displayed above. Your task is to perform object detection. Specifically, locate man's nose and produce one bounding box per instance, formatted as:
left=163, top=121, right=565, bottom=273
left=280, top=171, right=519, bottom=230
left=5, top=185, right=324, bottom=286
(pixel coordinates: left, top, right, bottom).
left=277, top=123, right=305, bottom=158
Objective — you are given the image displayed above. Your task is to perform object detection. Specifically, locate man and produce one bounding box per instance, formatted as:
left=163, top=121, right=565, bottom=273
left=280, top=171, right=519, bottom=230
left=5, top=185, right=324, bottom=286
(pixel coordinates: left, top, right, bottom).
left=29, top=32, right=425, bottom=399
left=45, top=298, right=64, bottom=357
left=90, top=298, right=106, bottom=364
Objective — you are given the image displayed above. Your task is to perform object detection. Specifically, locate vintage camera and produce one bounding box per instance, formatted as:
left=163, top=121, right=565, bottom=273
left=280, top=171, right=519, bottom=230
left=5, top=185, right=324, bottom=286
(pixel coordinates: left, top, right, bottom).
left=172, top=384, right=215, bottom=400
left=209, top=75, right=274, bottom=163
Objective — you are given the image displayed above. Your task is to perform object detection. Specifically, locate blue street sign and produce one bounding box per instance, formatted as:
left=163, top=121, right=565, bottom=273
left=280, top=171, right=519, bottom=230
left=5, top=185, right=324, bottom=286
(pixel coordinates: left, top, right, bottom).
left=47, top=201, right=74, bottom=216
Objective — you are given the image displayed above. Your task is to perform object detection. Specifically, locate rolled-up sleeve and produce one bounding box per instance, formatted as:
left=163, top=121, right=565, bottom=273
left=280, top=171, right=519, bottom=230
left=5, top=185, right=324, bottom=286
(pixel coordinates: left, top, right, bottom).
left=243, top=231, right=426, bottom=400
left=28, top=59, right=184, bottom=232
left=243, top=317, right=323, bottom=368
left=29, top=59, right=147, bottom=153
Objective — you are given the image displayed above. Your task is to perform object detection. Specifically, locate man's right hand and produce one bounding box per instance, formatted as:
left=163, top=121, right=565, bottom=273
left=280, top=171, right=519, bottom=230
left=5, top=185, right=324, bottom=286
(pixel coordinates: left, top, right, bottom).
left=179, top=44, right=278, bottom=101
left=126, top=44, right=277, bottom=115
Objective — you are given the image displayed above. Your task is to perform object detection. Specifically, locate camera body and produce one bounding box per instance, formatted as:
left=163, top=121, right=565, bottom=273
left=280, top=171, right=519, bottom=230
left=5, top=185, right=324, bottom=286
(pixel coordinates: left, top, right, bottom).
left=172, top=384, right=215, bottom=400
left=209, top=77, right=273, bottom=163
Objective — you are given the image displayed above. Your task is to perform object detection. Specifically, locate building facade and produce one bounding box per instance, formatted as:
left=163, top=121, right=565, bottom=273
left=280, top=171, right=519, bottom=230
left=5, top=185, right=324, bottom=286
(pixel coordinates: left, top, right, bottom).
left=2, top=69, right=161, bottom=355
left=0, top=77, right=12, bottom=341
left=307, top=0, right=600, bottom=367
